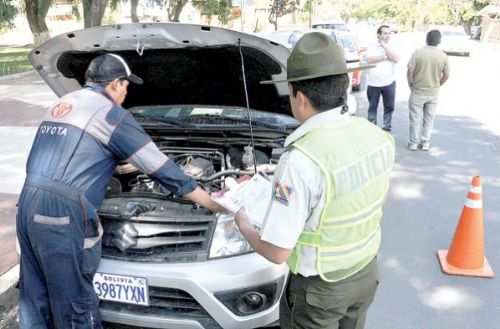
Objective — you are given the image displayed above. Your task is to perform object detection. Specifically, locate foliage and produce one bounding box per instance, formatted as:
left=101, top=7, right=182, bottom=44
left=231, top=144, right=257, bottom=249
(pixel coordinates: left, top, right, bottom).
left=0, top=0, right=17, bottom=31
left=0, top=45, right=32, bottom=77
left=347, top=0, right=489, bottom=31
left=192, top=0, right=232, bottom=24
left=269, top=0, right=298, bottom=30
left=444, top=0, right=489, bottom=26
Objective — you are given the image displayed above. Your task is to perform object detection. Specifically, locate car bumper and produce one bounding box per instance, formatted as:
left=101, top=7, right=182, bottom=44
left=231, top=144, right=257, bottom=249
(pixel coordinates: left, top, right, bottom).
left=97, top=253, right=289, bottom=329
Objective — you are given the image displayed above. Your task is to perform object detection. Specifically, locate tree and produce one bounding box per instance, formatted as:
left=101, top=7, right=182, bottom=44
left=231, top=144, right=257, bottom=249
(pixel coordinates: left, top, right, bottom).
left=444, top=0, right=489, bottom=34
left=109, top=0, right=140, bottom=22
left=192, top=0, right=232, bottom=25
left=166, top=0, right=188, bottom=21
left=23, top=0, right=51, bottom=46
left=83, top=0, right=108, bottom=27
left=0, top=0, right=17, bottom=31
left=268, top=0, right=298, bottom=30
left=130, top=0, right=139, bottom=22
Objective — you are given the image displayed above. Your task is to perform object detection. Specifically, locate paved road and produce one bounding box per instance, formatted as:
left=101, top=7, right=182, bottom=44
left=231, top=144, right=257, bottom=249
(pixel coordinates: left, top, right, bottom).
left=355, top=34, right=500, bottom=329
left=1, top=34, right=499, bottom=329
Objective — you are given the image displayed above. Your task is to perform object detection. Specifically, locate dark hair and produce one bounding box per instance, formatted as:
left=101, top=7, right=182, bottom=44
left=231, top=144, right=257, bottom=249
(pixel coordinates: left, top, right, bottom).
left=84, top=70, right=125, bottom=88
left=290, top=74, right=349, bottom=112
left=426, top=30, right=441, bottom=46
left=377, top=25, right=390, bottom=35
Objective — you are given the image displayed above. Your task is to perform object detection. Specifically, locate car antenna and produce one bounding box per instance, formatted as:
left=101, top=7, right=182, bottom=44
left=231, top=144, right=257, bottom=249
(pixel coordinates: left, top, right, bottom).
left=238, top=38, right=258, bottom=175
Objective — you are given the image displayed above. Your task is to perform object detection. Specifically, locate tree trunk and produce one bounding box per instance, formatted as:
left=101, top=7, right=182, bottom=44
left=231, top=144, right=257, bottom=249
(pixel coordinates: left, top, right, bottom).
left=83, top=0, right=108, bottom=28
left=167, top=0, right=188, bottom=22
left=24, top=0, right=51, bottom=46
left=131, top=0, right=139, bottom=22
left=464, top=20, right=471, bottom=35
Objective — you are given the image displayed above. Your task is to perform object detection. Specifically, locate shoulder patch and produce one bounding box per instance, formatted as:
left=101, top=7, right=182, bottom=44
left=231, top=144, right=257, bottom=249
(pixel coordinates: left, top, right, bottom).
left=51, top=102, right=73, bottom=119
left=273, top=182, right=293, bottom=206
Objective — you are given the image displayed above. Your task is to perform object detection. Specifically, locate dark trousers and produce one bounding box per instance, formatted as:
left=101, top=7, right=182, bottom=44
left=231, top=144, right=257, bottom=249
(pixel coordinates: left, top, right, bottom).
left=280, top=258, right=379, bottom=329
left=367, top=81, right=396, bottom=131
left=16, top=176, right=102, bottom=329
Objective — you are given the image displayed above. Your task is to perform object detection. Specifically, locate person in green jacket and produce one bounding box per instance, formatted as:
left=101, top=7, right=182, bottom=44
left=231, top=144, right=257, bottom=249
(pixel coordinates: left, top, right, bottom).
left=235, top=32, right=395, bottom=329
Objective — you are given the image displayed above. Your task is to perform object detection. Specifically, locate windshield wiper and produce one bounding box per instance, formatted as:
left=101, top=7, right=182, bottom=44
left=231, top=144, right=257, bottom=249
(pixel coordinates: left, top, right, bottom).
left=183, top=114, right=286, bottom=130
left=132, top=113, right=196, bottom=128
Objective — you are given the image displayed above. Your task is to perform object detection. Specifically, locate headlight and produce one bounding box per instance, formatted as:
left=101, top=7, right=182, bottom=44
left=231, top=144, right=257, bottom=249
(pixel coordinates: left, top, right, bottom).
left=209, top=213, right=253, bottom=258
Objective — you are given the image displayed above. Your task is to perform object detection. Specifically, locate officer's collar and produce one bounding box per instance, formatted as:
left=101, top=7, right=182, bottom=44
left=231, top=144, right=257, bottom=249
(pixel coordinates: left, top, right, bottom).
left=285, top=106, right=348, bottom=147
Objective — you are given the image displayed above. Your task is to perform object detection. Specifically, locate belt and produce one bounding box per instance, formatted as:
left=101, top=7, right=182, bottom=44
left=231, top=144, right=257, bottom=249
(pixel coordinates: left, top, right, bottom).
left=25, top=175, right=82, bottom=202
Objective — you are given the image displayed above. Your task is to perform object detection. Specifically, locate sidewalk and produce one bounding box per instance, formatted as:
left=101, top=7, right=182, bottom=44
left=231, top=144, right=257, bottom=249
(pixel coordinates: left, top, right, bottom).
left=0, top=71, right=56, bottom=315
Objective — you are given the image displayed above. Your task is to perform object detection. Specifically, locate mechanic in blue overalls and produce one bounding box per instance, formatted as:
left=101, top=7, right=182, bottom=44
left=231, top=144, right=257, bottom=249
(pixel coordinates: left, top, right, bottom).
left=16, top=54, right=224, bottom=328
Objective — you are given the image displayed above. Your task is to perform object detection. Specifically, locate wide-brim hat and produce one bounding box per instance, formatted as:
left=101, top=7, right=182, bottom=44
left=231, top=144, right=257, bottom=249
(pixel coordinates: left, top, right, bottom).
left=261, top=32, right=374, bottom=84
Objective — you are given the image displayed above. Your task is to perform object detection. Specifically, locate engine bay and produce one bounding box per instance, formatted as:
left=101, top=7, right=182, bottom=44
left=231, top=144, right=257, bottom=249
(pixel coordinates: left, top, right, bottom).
left=100, top=142, right=283, bottom=260
left=107, top=143, right=282, bottom=198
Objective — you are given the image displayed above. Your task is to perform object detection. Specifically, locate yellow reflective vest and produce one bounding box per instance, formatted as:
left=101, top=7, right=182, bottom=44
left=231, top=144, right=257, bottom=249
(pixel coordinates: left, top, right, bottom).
left=286, top=116, right=395, bottom=282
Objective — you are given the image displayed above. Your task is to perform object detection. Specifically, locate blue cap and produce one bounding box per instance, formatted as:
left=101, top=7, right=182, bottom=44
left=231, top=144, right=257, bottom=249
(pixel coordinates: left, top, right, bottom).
left=87, top=53, right=143, bottom=85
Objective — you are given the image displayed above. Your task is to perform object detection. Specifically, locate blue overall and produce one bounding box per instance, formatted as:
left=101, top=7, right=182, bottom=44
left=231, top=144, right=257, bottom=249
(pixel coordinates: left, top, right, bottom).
left=16, top=83, right=197, bottom=328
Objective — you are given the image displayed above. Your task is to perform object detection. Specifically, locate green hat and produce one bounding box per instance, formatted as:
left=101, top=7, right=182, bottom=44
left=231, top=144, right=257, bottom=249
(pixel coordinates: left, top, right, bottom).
left=261, top=32, right=374, bottom=84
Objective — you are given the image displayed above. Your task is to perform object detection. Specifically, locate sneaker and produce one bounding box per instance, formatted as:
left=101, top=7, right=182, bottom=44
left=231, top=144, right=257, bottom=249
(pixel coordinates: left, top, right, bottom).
left=382, top=128, right=392, bottom=133
left=420, top=143, right=430, bottom=151
left=408, top=143, right=418, bottom=151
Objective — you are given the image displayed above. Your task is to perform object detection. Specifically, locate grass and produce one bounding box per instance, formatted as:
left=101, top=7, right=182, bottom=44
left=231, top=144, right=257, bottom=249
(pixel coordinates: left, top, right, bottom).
left=0, top=45, right=33, bottom=77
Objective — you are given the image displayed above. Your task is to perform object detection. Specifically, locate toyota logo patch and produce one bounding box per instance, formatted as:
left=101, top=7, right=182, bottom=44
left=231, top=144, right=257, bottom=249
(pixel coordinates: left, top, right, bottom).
left=51, top=103, right=73, bottom=118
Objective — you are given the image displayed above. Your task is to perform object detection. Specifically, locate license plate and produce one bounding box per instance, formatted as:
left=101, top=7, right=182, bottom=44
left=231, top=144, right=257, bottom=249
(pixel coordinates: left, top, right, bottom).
left=93, top=272, right=149, bottom=306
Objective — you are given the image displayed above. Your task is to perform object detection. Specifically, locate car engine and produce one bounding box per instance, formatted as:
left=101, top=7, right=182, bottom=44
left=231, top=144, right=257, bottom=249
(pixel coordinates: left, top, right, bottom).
left=99, top=143, right=282, bottom=262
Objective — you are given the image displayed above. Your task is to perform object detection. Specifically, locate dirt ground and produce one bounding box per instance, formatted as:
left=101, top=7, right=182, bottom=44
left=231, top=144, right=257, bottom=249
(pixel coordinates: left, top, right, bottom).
left=0, top=304, right=18, bottom=329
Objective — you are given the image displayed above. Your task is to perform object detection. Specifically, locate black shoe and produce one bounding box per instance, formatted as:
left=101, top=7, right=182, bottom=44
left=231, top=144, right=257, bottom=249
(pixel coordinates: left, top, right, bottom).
left=382, top=128, right=392, bottom=133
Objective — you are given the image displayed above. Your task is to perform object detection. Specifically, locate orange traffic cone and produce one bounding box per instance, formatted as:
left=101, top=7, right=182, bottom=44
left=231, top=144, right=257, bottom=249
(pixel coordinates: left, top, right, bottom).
left=437, top=176, right=494, bottom=278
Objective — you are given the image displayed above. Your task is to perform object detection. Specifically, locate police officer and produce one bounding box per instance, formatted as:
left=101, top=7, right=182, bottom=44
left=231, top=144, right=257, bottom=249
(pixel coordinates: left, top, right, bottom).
left=16, top=53, right=224, bottom=328
left=235, top=33, right=395, bottom=329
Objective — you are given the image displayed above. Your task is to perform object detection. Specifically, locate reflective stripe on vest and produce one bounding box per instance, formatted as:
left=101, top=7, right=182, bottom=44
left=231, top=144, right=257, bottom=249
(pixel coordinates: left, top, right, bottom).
left=286, top=116, right=395, bottom=282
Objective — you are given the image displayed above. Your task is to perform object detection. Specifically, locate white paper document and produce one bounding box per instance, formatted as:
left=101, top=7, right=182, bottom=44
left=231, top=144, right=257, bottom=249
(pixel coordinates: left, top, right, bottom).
left=212, top=173, right=272, bottom=228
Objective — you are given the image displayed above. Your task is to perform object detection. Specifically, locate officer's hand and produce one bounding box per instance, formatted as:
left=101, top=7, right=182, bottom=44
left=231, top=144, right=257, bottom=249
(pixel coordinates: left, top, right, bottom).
left=234, top=208, right=247, bottom=228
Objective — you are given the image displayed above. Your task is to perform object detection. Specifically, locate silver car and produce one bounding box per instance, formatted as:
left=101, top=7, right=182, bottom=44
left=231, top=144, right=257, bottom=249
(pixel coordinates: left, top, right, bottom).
left=29, top=23, right=293, bottom=329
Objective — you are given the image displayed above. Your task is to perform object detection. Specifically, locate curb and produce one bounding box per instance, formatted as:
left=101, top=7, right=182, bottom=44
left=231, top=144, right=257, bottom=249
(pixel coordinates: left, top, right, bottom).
left=0, top=265, right=19, bottom=311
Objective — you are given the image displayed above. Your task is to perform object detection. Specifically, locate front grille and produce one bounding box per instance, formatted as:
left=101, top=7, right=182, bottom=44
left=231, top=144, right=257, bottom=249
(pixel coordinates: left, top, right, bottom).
left=99, top=197, right=216, bottom=262
left=101, top=287, right=221, bottom=328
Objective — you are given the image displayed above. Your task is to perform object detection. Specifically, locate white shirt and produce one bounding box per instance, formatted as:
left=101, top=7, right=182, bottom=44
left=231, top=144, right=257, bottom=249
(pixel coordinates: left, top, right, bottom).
left=366, top=42, right=396, bottom=87
left=259, top=107, right=349, bottom=276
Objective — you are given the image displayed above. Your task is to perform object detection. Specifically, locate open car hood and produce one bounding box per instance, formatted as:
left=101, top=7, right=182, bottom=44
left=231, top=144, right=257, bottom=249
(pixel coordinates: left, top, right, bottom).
left=29, top=23, right=292, bottom=115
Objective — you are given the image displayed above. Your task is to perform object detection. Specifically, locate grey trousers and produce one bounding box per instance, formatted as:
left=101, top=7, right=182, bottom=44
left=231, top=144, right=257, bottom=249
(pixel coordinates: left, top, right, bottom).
left=280, top=258, right=379, bottom=329
left=408, top=91, right=439, bottom=146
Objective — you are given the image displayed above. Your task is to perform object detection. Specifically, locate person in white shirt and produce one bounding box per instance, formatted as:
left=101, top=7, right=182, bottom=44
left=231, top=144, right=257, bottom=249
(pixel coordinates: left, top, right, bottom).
left=366, top=25, right=400, bottom=132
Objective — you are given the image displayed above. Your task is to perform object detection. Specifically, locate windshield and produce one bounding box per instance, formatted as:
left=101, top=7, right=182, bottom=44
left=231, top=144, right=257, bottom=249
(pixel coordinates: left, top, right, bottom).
left=130, top=106, right=299, bottom=128
left=341, top=36, right=357, bottom=52
left=313, top=23, right=347, bottom=31
left=442, top=30, right=466, bottom=37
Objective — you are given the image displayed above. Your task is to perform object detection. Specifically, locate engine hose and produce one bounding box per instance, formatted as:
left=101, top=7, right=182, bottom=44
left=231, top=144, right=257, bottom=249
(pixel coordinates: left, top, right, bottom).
left=195, top=169, right=272, bottom=182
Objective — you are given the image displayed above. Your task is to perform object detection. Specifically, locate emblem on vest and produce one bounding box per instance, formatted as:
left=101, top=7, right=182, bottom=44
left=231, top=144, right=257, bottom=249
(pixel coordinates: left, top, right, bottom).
left=273, top=182, right=292, bottom=206
left=51, top=102, right=73, bottom=119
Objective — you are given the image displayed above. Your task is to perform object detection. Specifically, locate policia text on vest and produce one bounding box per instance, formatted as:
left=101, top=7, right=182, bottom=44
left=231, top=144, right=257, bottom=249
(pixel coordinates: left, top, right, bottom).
left=335, top=142, right=393, bottom=196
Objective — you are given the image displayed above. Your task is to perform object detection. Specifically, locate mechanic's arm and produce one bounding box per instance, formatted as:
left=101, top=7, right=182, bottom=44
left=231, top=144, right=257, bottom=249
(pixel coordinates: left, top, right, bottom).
left=235, top=210, right=292, bottom=264
left=184, top=187, right=227, bottom=213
